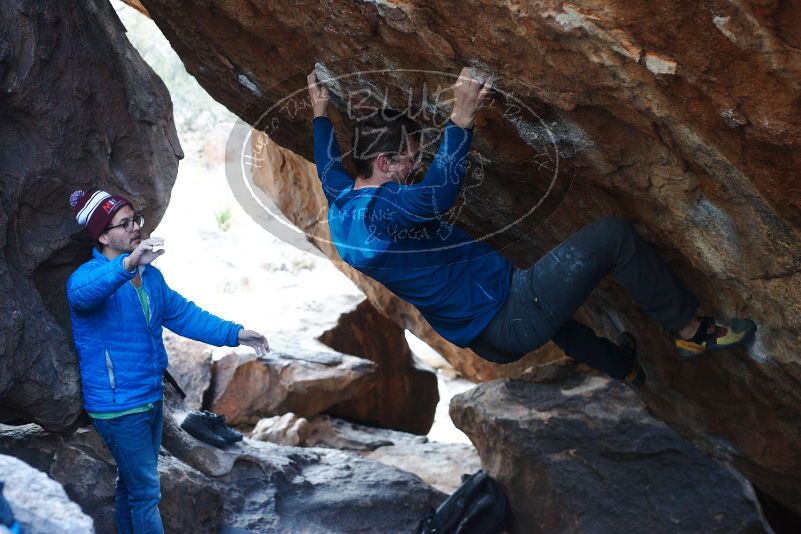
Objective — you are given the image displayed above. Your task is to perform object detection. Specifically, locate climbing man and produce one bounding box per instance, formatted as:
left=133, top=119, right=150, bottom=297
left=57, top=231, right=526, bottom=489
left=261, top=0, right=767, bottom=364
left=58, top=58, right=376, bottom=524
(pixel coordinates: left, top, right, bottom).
left=66, top=188, right=268, bottom=534
left=306, top=66, right=756, bottom=386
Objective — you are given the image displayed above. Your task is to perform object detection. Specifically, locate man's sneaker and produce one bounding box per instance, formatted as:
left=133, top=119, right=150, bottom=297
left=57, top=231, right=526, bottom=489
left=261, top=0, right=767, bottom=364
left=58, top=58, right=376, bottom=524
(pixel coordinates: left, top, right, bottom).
left=674, top=317, right=757, bottom=358
left=202, top=410, right=243, bottom=444
left=180, top=411, right=228, bottom=448
left=619, top=332, right=646, bottom=387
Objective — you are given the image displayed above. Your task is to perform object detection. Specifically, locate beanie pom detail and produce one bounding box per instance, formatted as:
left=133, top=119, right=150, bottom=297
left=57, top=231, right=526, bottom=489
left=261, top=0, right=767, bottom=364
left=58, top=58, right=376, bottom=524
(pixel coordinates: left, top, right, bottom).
left=69, top=190, right=85, bottom=209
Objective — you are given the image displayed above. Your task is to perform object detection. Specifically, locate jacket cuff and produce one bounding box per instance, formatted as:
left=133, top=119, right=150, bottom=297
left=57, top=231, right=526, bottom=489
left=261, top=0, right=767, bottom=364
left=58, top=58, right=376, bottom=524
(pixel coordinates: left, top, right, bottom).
left=114, top=254, right=137, bottom=278
left=445, top=119, right=474, bottom=133
left=229, top=323, right=244, bottom=347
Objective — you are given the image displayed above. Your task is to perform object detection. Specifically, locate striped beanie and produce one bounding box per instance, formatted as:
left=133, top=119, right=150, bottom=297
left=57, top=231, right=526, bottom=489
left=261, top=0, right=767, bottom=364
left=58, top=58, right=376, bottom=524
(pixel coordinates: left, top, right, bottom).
left=69, top=188, right=132, bottom=240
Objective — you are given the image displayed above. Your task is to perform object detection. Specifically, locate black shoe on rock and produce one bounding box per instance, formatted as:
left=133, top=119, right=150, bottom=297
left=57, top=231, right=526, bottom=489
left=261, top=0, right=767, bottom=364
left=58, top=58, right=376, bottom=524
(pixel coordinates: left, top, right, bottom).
left=180, top=411, right=228, bottom=448
left=202, top=410, right=244, bottom=444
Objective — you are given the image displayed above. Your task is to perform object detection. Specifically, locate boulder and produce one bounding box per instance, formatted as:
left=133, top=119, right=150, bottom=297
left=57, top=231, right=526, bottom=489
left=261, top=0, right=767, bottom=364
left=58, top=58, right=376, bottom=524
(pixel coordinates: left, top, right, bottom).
left=0, top=423, right=224, bottom=534
left=124, top=0, right=801, bottom=512
left=157, top=452, right=226, bottom=534
left=320, top=299, right=439, bottom=435
left=0, top=0, right=180, bottom=431
left=249, top=413, right=480, bottom=494
left=216, top=444, right=443, bottom=534
left=209, top=338, right=376, bottom=425
left=0, top=390, right=446, bottom=533
left=249, top=413, right=310, bottom=447
left=162, top=393, right=446, bottom=533
left=164, top=331, right=213, bottom=411
left=450, top=376, right=770, bottom=533
left=0, top=453, right=94, bottom=534
left=364, top=442, right=481, bottom=494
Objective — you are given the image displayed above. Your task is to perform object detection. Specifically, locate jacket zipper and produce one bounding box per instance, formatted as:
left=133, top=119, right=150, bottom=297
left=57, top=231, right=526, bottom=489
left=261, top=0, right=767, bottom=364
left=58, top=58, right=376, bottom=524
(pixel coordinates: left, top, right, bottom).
left=131, top=268, right=160, bottom=391
left=104, top=349, right=116, bottom=403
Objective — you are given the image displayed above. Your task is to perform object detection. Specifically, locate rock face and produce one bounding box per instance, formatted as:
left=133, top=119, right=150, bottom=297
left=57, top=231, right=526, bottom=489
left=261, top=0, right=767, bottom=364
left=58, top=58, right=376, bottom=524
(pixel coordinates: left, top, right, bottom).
left=319, top=299, right=439, bottom=435
left=164, top=332, right=213, bottom=411
left=216, top=445, right=443, bottom=534
left=250, top=413, right=311, bottom=447
left=0, top=0, right=181, bottom=431
left=130, top=0, right=801, bottom=514
left=249, top=413, right=481, bottom=493
left=0, top=453, right=95, bottom=534
left=161, top=392, right=446, bottom=533
left=0, top=392, right=445, bottom=533
left=209, top=339, right=377, bottom=425
left=365, top=441, right=481, bottom=495
left=450, top=377, right=769, bottom=533
left=0, top=423, right=224, bottom=534
left=167, top=297, right=439, bottom=435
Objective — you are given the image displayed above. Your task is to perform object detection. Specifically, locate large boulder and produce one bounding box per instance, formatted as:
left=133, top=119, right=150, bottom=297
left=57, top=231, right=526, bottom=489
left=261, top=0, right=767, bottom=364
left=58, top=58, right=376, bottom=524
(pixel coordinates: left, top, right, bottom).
left=450, top=376, right=770, bottom=533
left=162, top=392, right=445, bottom=533
left=127, top=0, right=801, bottom=513
left=0, top=391, right=444, bottom=534
left=167, top=297, right=440, bottom=435
left=319, top=299, right=439, bottom=435
left=0, top=423, right=224, bottom=534
left=209, top=338, right=377, bottom=425
left=0, top=453, right=94, bottom=534
left=249, top=413, right=481, bottom=493
left=217, top=444, right=443, bottom=534
left=164, top=332, right=213, bottom=411
left=0, top=0, right=181, bottom=431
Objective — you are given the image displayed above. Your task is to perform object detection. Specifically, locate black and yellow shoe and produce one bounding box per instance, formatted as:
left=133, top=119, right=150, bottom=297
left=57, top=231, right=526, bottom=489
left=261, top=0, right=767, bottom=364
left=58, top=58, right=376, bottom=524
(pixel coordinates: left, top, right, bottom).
left=620, top=332, right=646, bottom=387
left=674, top=317, right=757, bottom=358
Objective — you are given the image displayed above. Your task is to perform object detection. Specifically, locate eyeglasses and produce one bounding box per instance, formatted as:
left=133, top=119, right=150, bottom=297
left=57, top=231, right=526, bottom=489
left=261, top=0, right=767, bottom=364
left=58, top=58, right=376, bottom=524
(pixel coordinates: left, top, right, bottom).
left=105, top=214, right=144, bottom=233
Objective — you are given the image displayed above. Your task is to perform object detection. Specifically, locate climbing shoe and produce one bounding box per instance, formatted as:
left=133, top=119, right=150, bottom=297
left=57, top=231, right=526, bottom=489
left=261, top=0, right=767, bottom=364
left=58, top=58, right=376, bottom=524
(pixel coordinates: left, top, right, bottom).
left=202, top=410, right=243, bottom=444
left=180, top=411, right=228, bottom=448
left=620, top=332, right=646, bottom=387
left=674, top=317, right=757, bottom=358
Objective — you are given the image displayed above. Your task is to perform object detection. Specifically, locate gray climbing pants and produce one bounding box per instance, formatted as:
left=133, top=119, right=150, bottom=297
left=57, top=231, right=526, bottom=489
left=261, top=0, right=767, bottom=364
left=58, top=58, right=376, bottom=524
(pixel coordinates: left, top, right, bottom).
left=469, top=216, right=699, bottom=379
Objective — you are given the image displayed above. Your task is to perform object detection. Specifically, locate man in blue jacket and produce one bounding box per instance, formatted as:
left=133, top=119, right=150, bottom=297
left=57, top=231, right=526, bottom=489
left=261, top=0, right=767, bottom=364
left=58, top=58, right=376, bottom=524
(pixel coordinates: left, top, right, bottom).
left=306, top=67, right=756, bottom=385
left=67, top=188, right=267, bottom=534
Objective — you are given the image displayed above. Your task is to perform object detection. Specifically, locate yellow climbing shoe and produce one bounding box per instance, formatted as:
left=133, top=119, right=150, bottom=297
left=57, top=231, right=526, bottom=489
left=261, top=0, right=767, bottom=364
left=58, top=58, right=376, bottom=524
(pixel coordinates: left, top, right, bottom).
left=675, top=317, right=757, bottom=358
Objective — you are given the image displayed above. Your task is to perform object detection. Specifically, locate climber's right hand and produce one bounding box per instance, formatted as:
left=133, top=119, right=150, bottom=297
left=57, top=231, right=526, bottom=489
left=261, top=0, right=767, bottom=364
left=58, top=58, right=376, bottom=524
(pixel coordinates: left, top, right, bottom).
left=307, top=70, right=330, bottom=118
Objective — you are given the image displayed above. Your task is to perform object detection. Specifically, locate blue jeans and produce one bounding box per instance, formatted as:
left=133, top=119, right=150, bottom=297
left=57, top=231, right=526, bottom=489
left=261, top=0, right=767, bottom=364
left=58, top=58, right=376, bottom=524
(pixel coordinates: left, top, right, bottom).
left=92, top=402, right=164, bottom=534
left=470, top=217, right=699, bottom=378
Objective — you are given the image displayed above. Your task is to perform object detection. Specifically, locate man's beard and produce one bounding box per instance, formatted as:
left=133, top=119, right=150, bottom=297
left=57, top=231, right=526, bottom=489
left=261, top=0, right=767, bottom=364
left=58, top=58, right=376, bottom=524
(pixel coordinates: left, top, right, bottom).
left=124, top=232, right=141, bottom=252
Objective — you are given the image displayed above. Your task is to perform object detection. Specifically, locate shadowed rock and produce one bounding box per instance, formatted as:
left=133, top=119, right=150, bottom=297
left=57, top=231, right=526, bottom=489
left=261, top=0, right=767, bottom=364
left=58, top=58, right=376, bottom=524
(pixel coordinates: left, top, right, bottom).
left=450, top=376, right=770, bottom=533
left=0, top=0, right=181, bottom=431
left=249, top=412, right=481, bottom=493
left=164, top=332, right=213, bottom=411
left=0, top=453, right=95, bottom=534
left=0, top=423, right=224, bottom=534
left=163, top=391, right=446, bottom=533
left=319, top=299, right=439, bottom=435
left=119, top=0, right=801, bottom=512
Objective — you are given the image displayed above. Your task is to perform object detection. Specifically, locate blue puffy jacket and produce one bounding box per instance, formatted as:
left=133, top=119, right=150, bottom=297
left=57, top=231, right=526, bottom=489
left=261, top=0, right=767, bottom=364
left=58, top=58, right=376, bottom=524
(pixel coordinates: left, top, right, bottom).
left=67, top=248, right=242, bottom=412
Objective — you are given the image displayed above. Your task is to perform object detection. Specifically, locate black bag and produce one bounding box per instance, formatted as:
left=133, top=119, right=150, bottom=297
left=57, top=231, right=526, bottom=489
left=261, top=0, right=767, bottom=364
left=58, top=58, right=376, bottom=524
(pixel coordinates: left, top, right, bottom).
left=418, top=470, right=510, bottom=534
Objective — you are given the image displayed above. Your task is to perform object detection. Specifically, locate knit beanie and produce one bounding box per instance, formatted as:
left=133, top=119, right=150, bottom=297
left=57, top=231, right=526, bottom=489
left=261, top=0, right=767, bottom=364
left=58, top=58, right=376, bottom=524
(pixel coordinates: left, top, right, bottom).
left=69, top=188, right=132, bottom=241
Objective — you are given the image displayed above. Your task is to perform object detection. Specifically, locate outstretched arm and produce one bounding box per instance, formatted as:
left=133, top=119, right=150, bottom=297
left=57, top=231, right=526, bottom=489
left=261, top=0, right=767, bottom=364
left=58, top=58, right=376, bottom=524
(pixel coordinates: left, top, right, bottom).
left=384, top=68, right=493, bottom=228
left=67, top=255, right=136, bottom=312
left=308, top=70, right=353, bottom=203
left=67, top=237, right=165, bottom=311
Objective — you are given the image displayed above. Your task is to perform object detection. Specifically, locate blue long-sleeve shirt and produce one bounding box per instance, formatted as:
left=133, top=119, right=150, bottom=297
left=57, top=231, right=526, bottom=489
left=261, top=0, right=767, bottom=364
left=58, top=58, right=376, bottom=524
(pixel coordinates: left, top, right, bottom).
left=313, top=116, right=512, bottom=347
